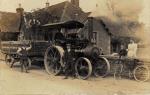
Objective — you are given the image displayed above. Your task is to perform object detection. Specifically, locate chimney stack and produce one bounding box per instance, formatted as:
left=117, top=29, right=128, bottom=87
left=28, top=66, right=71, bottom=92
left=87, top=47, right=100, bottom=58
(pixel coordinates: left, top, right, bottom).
left=46, top=0, right=50, bottom=8
left=71, top=0, right=79, bottom=7
left=16, top=3, right=24, bottom=15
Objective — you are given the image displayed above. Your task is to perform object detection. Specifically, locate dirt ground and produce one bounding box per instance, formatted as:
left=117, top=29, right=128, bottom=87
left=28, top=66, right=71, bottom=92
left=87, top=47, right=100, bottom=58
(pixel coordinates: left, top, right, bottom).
left=0, top=61, right=150, bottom=95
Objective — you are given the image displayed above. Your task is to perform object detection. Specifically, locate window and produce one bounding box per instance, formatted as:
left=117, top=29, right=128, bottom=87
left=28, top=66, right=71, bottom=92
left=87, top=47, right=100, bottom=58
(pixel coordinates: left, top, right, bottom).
left=92, top=31, right=97, bottom=44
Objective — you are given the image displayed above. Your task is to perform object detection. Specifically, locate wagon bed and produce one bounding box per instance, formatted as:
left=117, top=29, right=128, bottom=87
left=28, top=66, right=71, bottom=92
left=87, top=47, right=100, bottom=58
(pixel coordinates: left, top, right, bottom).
left=0, top=41, right=50, bottom=57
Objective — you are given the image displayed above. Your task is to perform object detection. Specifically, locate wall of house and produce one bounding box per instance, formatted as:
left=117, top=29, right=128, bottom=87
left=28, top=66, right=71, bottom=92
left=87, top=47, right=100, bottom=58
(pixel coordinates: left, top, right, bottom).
left=78, top=18, right=111, bottom=54
left=93, top=19, right=111, bottom=54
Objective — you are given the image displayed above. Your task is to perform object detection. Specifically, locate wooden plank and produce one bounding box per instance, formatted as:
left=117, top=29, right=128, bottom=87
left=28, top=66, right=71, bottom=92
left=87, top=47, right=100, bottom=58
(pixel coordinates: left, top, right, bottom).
left=1, top=41, right=50, bottom=56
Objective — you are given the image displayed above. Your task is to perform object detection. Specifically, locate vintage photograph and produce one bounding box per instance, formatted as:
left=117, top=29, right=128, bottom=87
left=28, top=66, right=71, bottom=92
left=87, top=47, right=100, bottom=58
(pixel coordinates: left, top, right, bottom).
left=0, top=0, right=150, bottom=95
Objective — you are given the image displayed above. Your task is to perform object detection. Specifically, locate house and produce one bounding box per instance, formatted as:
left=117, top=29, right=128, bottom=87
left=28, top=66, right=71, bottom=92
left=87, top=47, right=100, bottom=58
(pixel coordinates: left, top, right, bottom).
left=95, top=16, right=143, bottom=53
left=79, top=17, right=112, bottom=54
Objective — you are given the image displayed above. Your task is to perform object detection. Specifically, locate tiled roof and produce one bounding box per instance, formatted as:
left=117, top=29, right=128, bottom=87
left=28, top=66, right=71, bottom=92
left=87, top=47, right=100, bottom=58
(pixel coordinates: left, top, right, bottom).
left=0, top=1, right=89, bottom=32
left=0, top=12, right=20, bottom=32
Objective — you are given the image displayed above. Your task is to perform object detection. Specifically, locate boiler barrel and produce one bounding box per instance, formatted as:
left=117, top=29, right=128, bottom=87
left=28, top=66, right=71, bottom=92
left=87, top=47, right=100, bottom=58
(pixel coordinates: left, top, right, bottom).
left=75, top=46, right=100, bottom=58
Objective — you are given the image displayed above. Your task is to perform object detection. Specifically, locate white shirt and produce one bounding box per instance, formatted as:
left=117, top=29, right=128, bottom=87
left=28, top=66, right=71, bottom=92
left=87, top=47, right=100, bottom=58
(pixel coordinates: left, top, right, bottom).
left=127, top=43, right=138, bottom=58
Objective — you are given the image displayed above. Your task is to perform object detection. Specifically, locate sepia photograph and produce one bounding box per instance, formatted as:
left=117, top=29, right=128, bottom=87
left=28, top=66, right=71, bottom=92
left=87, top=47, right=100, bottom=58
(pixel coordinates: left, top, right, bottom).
left=0, top=0, right=150, bottom=95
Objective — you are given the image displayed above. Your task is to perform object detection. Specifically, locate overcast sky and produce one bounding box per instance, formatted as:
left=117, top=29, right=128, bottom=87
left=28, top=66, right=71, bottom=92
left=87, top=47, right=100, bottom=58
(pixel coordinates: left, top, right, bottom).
left=0, top=0, right=98, bottom=12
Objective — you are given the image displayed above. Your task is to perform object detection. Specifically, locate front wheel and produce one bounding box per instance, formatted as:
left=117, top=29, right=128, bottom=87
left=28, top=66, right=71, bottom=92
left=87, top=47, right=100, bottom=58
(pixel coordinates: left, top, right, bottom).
left=75, top=57, right=92, bottom=80
left=133, top=65, right=150, bottom=82
left=93, top=57, right=110, bottom=78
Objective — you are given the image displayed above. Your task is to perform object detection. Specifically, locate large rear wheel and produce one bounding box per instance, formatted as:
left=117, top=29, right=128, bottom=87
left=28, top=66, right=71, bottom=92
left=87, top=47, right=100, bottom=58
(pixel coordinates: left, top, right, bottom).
left=44, top=46, right=64, bottom=75
left=75, top=57, right=92, bottom=80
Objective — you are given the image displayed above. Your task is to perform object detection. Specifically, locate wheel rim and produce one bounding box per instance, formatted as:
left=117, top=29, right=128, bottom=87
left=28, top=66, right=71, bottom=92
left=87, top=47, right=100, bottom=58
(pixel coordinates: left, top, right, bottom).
left=75, top=57, right=92, bottom=80
left=5, top=54, right=12, bottom=66
left=133, top=65, right=150, bottom=82
left=94, top=57, right=110, bottom=78
left=44, top=46, right=62, bottom=75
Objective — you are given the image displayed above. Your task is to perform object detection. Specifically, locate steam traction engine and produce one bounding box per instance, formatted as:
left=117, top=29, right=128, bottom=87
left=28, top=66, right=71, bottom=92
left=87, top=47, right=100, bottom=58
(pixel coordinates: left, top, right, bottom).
left=1, top=5, right=148, bottom=81
left=43, top=21, right=110, bottom=79
left=0, top=19, right=110, bottom=80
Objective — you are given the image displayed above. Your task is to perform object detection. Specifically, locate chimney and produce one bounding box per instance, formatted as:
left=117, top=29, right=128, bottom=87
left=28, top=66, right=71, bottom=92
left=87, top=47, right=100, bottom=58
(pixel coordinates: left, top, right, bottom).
left=71, top=0, right=79, bottom=7
left=16, top=3, right=24, bottom=15
left=45, top=0, right=50, bottom=8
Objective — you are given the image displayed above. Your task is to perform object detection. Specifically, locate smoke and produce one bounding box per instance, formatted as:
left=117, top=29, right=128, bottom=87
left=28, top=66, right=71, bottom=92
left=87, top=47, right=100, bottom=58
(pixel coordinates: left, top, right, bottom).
left=91, top=0, right=143, bottom=21
left=137, top=0, right=150, bottom=59
left=91, top=0, right=150, bottom=59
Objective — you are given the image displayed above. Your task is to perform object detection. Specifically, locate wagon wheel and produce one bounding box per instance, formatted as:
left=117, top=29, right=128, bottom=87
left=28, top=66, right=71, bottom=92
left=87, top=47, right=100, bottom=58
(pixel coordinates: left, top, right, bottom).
left=133, top=65, right=150, bottom=82
left=5, top=54, right=13, bottom=67
left=44, top=46, right=63, bottom=75
left=75, top=57, right=92, bottom=80
left=94, top=57, right=110, bottom=78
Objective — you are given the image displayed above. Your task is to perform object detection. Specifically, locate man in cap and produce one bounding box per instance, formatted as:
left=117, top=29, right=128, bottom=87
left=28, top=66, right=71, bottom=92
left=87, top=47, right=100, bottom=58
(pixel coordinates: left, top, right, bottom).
left=17, top=42, right=32, bottom=73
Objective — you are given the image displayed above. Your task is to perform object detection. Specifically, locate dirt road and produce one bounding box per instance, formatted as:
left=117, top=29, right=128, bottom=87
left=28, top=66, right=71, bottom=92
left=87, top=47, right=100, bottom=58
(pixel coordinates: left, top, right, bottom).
left=0, top=61, right=150, bottom=95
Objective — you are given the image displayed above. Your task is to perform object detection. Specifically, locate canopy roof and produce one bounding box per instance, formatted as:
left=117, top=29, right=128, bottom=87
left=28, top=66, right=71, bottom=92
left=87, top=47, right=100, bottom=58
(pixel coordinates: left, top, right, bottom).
left=42, top=20, right=84, bottom=29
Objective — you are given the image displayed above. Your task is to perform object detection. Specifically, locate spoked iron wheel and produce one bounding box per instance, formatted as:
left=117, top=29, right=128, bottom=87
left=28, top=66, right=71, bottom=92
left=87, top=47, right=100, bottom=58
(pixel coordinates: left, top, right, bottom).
left=94, top=57, right=110, bottom=78
left=5, top=54, right=13, bottom=67
left=133, top=65, right=150, bottom=82
left=75, top=57, right=92, bottom=80
left=44, top=46, right=63, bottom=75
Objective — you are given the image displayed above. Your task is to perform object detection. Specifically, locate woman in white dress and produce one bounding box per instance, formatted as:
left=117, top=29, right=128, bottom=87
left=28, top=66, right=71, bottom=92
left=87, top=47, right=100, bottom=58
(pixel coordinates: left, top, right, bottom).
left=127, top=40, right=138, bottom=58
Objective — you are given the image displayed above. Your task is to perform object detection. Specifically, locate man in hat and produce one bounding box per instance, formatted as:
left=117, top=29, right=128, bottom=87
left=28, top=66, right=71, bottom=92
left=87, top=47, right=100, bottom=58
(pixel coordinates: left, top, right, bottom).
left=63, top=44, right=75, bottom=79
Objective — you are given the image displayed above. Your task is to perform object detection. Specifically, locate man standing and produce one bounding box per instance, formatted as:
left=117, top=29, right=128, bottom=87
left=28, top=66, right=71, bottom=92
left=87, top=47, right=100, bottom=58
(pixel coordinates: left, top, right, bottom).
left=63, top=44, right=75, bottom=79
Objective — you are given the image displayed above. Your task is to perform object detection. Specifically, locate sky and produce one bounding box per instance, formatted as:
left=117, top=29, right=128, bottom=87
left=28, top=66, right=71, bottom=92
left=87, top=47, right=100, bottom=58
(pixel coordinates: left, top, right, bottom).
left=0, top=0, right=98, bottom=12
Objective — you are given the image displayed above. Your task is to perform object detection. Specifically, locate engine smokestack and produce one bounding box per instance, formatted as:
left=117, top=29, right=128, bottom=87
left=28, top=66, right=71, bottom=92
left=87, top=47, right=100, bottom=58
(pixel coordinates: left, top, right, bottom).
left=16, top=3, right=24, bottom=15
